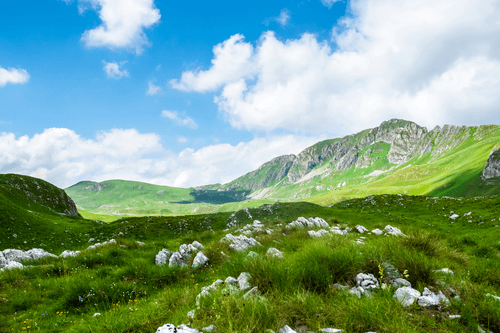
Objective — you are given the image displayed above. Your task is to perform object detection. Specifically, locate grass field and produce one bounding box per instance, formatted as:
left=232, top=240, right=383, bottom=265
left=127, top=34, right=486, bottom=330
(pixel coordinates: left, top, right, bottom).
left=1, top=191, right=500, bottom=332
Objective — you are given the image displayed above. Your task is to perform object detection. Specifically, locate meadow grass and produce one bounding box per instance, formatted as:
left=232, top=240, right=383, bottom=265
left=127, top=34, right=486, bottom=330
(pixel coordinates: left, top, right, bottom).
left=1, top=194, right=500, bottom=332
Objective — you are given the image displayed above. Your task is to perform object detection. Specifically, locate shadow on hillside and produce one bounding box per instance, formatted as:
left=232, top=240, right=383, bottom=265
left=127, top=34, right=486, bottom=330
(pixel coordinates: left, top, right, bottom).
left=174, top=189, right=248, bottom=205
left=427, top=169, right=500, bottom=197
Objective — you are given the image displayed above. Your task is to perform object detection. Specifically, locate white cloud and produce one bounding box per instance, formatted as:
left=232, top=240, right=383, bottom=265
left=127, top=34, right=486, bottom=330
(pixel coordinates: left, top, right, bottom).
left=276, top=9, right=290, bottom=26
left=0, top=66, right=30, bottom=87
left=147, top=81, right=162, bottom=95
left=79, top=0, right=161, bottom=54
left=178, top=136, right=188, bottom=144
left=171, top=0, right=500, bottom=136
left=170, top=34, right=254, bottom=92
left=161, top=110, right=198, bottom=129
left=320, top=0, right=342, bottom=9
left=103, top=61, right=129, bottom=79
left=0, top=128, right=321, bottom=188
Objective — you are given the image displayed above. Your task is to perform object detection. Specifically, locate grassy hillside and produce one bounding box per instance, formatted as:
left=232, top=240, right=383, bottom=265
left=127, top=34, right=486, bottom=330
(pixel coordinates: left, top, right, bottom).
left=1, top=191, right=500, bottom=332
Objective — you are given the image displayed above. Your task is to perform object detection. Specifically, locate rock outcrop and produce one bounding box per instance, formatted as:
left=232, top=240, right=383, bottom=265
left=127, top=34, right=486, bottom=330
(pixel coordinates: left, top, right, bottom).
left=482, top=148, right=500, bottom=179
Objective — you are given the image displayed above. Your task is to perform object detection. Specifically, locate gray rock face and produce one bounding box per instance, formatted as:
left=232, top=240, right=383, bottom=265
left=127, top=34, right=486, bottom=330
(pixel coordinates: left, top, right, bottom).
left=3, top=249, right=26, bottom=262
left=26, top=248, right=57, bottom=260
left=482, top=148, right=500, bottom=179
left=308, top=229, right=330, bottom=238
left=417, top=288, right=450, bottom=307
left=394, top=287, right=421, bottom=307
left=3, top=248, right=56, bottom=263
left=0, top=252, right=7, bottom=266
left=169, top=252, right=187, bottom=267
left=192, top=252, right=209, bottom=268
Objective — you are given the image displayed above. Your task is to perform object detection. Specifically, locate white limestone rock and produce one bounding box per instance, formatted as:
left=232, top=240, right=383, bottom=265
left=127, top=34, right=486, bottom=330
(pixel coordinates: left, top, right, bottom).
left=238, top=272, right=252, bottom=290
left=384, top=225, right=406, bottom=237
left=0, top=252, right=7, bottom=266
left=1, top=261, right=23, bottom=271
left=279, top=325, right=297, bottom=333
left=372, top=229, right=383, bottom=235
left=355, top=225, right=368, bottom=233
left=308, top=229, right=330, bottom=238
left=434, top=268, right=454, bottom=275
left=192, top=252, right=209, bottom=268
left=320, top=329, right=342, bottom=333
left=3, top=249, right=27, bottom=262
left=417, top=287, right=448, bottom=307
left=60, top=250, right=80, bottom=258
left=355, top=273, right=379, bottom=290
left=394, top=287, right=421, bottom=307
left=266, top=248, right=284, bottom=259
left=390, top=278, right=411, bottom=288
left=225, top=276, right=238, bottom=286
left=191, top=241, right=204, bottom=249
left=226, top=235, right=261, bottom=252
left=202, top=325, right=216, bottom=333
left=156, top=249, right=173, bottom=265
left=169, top=252, right=187, bottom=267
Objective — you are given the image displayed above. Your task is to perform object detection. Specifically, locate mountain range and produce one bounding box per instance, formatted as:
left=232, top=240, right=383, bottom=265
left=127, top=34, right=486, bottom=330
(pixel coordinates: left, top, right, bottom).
left=65, top=118, right=500, bottom=219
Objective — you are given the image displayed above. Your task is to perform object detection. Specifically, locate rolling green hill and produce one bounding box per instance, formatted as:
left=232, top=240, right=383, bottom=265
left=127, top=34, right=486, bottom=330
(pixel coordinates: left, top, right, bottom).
left=65, top=119, right=500, bottom=220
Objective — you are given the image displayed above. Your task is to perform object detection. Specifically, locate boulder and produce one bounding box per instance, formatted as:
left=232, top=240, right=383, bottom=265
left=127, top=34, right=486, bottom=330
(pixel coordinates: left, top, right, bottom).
left=192, top=252, right=209, bottom=268
left=224, top=276, right=238, bottom=286
left=238, top=272, right=252, bottom=290
left=60, top=250, right=80, bottom=258
left=155, top=249, right=173, bottom=265
left=390, top=278, right=411, bottom=288
left=279, top=325, right=296, bottom=333
left=394, top=287, right=421, bottom=307
left=450, top=214, right=459, bottom=220
left=191, top=241, right=204, bottom=249
left=417, top=287, right=449, bottom=307
left=355, top=225, right=368, bottom=233
left=3, top=249, right=27, bottom=262
left=286, top=217, right=329, bottom=228
left=355, top=273, right=379, bottom=290
left=226, top=235, right=261, bottom=252
left=0, top=252, right=7, bottom=266
left=372, top=229, right=383, bottom=235
left=1, top=261, right=23, bottom=271
left=26, top=248, right=57, bottom=260
left=266, top=248, right=284, bottom=259
left=308, top=229, right=330, bottom=238
left=169, top=252, right=187, bottom=267
left=481, top=148, right=500, bottom=179
left=384, top=225, right=405, bottom=237
left=179, top=244, right=196, bottom=259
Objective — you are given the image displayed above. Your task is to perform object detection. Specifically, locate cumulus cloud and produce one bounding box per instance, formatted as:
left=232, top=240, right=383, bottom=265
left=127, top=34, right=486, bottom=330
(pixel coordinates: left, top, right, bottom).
left=147, top=81, right=162, bottom=95
left=79, top=0, right=161, bottom=54
left=170, top=34, right=254, bottom=92
left=320, top=0, right=342, bottom=8
left=178, top=136, right=188, bottom=144
left=0, top=128, right=321, bottom=188
left=276, top=9, right=290, bottom=26
left=161, top=110, right=198, bottom=129
left=171, top=0, right=500, bottom=136
left=103, top=61, right=129, bottom=79
left=0, top=66, right=30, bottom=87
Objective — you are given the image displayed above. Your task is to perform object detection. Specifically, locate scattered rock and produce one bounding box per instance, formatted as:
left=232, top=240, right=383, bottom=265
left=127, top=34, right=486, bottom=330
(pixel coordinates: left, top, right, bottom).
left=355, top=225, right=368, bottom=233
left=394, top=287, right=421, bottom=307
left=286, top=217, right=329, bottom=229
left=371, top=229, right=383, bottom=235
left=450, top=214, right=459, bottom=220
left=434, top=268, right=454, bottom=275
left=266, top=248, right=284, bottom=259
left=224, top=276, right=238, bottom=286
left=60, top=250, right=80, bottom=258
left=390, top=278, right=411, bottom=288
left=238, top=272, right=252, bottom=290
left=192, top=252, right=209, bottom=268
left=308, top=229, right=330, bottom=238
left=155, top=249, right=173, bottom=265
left=221, top=234, right=261, bottom=252
left=169, top=252, right=187, bottom=267
left=384, top=225, right=405, bottom=237
left=355, top=273, right=379, bottom=290
left=279, top=325, right=296, bottom=333
left=202, top=324, right=216, bottom=332
left=320, top=329, right=342, bottom=333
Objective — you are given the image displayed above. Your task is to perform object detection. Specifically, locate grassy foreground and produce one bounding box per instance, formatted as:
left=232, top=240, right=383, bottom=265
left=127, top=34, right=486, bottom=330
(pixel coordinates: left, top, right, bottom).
left=1, top=195, right=500, bottom=332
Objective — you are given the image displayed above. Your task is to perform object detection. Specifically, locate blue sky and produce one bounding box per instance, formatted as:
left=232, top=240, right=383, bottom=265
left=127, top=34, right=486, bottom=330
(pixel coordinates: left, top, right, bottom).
left=2, top=0, right=500, bottom=188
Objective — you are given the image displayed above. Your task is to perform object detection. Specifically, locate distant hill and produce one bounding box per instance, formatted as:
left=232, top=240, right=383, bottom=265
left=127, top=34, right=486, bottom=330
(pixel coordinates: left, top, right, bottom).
left=0, top=174, right=105, bottom=253
left=65, top=119, right=500, bottom=218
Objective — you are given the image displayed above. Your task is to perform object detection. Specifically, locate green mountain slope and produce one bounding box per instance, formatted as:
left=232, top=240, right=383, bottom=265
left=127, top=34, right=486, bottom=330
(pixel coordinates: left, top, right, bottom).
left=0, top=174, right=107, bottom=253
left=64, top=119, right=500, bottom=219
